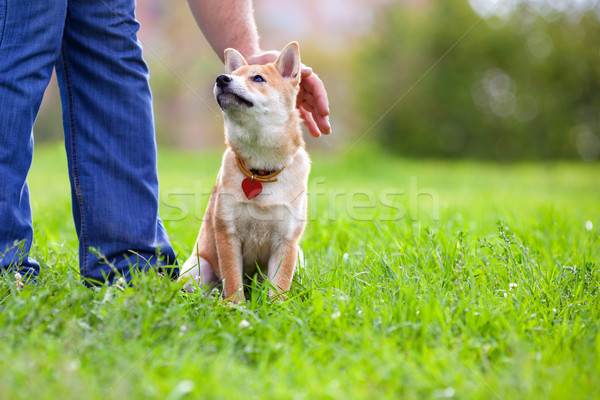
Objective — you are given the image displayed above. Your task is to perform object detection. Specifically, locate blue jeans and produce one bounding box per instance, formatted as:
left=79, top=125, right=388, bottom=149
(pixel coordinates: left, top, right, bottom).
left=0, top=0, right=177, bottom=285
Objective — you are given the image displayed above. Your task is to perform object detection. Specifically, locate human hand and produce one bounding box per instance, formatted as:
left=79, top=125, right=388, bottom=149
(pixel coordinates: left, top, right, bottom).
left=247, top=51, right=331, bottom=137
left=297, top=66, right=331, bottom=137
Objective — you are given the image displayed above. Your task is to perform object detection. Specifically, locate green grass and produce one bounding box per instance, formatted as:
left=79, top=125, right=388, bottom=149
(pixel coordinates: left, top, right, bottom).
left=1, top=143, right=599, bottom=399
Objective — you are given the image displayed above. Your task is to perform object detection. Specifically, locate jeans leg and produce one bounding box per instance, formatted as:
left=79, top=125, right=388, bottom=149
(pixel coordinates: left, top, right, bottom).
left=0, top=1, right=67, bottom=278
left=54, top=0, right=177, bottom=285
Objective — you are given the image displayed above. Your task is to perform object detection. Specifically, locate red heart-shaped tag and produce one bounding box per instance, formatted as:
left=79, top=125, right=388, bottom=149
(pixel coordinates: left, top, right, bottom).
left=241, top=178, right=263, bottom=199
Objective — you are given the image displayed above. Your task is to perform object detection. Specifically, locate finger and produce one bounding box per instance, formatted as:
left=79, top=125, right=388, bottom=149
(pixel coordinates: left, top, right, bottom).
left=299, top=106, right=321, bottom=137
left=301, top=74, right=329, bottom=116
left=301, top=65, right=313, bottom=77
left=303, top=102, right=331, bottom=135
left=302, top=91, right=316, bottom=109
left=301, top=72, right=323, bottom=96
left=301, top=100, right=331, bottom=136
left=314, top=112, right=332, bottom=135
left=301, top=100, right=315, bottom=117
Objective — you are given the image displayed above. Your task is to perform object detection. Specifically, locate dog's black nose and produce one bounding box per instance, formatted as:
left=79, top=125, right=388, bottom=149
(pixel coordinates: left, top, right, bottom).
left=216, top=74, right=232, bottom=88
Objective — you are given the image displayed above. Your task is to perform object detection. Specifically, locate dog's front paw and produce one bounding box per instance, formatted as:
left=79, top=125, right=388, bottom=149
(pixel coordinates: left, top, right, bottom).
left=224, top=290, right=245, bottom=305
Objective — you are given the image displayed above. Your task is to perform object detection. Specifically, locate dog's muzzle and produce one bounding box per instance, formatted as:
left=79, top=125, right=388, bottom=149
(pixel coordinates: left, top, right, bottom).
left=215, top=75, right=254, bottom=109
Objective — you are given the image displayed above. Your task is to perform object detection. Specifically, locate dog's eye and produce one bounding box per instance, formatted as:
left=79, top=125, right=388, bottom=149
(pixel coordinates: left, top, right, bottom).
left=251, top=75, right=265, bottom=83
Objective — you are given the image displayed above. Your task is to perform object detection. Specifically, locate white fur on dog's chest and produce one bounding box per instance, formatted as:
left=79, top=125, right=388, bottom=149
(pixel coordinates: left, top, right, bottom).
left=236, top=202, right=300, bottom=271
left=219, top=196, right=305, bottom=273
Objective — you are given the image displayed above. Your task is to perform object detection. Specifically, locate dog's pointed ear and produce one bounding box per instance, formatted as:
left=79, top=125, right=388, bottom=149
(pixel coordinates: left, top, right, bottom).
left=224, top=48, right=248, bottom=74
left=274, top=42, right=300, bottom=86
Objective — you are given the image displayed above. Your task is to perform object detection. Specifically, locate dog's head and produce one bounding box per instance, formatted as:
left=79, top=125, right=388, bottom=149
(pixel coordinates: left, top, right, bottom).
left=214, top=42, right=301, bottom=131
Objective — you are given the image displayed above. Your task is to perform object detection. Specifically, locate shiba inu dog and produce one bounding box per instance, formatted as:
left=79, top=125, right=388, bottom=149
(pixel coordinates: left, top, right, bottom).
left=178, top=42, right=310, bottom=303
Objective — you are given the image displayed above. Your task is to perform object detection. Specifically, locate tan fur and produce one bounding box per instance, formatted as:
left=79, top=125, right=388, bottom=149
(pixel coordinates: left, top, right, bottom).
left=178, top=42, right=310, bottom=303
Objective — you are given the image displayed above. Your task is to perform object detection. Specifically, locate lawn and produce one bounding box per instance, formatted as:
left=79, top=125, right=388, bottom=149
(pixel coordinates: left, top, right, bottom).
left=1, top=143, right=599, bottom=399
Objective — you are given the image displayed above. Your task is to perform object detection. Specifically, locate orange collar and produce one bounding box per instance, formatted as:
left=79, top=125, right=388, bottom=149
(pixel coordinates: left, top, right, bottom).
left=235, top=157, right=286, bottom=183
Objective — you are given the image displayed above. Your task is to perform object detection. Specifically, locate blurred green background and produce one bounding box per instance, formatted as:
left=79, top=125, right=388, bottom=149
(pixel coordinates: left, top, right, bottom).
left=34, top=0, right=600, bottom=161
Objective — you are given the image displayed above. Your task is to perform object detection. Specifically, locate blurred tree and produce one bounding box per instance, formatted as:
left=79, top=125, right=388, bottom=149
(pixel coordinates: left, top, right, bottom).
left=355, top=0, right=600, bottom=160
